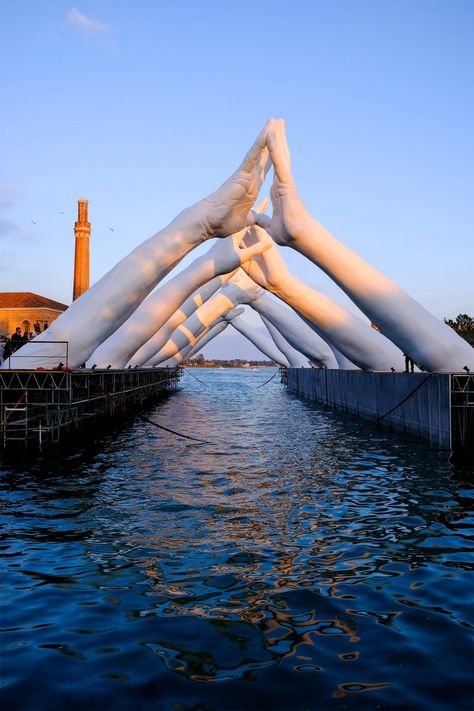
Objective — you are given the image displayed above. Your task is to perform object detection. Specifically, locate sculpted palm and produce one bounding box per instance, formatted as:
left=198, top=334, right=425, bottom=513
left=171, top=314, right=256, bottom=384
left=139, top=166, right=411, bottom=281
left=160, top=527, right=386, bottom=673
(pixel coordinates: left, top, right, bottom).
left=255, top=118, right=311, bottom=246
left=196, top=121, right=272, bottom=238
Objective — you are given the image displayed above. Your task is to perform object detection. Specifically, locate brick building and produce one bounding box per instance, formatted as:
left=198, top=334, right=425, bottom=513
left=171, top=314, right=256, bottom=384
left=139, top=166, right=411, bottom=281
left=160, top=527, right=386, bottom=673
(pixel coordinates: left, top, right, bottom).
left=0, top=199, right=90, bottom=339
left=0, top=292, right=68, bottom=338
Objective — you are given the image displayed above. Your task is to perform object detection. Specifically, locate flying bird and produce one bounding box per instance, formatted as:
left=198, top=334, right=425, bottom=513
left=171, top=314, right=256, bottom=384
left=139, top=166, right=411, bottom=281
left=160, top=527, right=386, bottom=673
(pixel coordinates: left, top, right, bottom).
left=30, top=220, right=37, bottom=224
left=109, top=228, right=115, bottom=231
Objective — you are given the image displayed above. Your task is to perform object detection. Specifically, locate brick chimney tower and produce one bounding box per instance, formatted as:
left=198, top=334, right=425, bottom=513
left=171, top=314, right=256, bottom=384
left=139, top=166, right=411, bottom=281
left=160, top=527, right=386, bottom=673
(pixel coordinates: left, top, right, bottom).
left=73, top=198, right=91, bottom=301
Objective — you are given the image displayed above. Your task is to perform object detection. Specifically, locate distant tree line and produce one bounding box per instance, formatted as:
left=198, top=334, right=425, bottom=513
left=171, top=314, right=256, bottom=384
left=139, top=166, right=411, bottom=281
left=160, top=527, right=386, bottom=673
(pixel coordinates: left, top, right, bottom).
left=184, top=354, right=275, bottom=368
left=444, top=314, right=474, bottom=346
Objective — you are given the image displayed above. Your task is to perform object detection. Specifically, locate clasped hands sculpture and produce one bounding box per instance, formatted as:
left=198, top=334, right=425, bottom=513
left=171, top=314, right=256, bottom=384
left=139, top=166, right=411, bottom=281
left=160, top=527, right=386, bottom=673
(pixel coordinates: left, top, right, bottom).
left=4, top=118, right=473, bottom=373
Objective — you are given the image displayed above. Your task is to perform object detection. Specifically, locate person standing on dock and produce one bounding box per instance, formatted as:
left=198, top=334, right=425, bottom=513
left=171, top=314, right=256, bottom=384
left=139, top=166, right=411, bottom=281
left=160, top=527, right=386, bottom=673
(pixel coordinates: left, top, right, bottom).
left=11, top=327, right=24, bottom=352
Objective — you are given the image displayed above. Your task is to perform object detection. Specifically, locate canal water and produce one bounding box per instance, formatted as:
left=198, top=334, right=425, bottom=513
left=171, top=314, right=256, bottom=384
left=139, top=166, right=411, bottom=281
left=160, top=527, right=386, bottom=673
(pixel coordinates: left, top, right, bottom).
left=1, top=369, right=473, bottom=710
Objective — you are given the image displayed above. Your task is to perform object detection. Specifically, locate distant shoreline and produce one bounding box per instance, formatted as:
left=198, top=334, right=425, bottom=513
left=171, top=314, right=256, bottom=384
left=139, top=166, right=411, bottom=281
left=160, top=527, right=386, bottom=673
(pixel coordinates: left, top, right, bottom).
left=183, top=358, right=276, bottom=369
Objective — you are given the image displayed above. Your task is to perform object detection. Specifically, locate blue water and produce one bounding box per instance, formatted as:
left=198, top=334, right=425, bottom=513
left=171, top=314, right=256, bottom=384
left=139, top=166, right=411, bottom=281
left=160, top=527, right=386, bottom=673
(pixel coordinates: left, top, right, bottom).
left=1, top=368, right=473, bottom=710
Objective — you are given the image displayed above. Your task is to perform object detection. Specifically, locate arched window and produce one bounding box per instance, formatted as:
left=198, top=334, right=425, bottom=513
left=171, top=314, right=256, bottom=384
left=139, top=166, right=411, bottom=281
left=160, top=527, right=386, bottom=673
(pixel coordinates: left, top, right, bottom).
left=22, top=320, right=30, bottom=336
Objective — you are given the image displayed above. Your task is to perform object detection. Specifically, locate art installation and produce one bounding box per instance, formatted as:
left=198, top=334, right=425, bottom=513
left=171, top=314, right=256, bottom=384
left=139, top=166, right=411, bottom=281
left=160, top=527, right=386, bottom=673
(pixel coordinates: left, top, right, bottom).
left=245, top=288, right=340, bottom=369
left=150, top=307, right=244, bottom=367
left=242, top=228, right=405, bottom=371
left=3, top=118, right=472, bottom=373
left=146, top=272, right=263, bottom=365
left=255, top=119, right=474, bottom=373
left=224, top=313, right=290, bottom=367
left=158, top=321, right=229, bottom=368
left=127, top=201, right=269, bottom=368
left=127, top=275, right=227, bottom=368
left=261, top=317, right=309, bottom=368
left=2, top=121, right=272, bottom=370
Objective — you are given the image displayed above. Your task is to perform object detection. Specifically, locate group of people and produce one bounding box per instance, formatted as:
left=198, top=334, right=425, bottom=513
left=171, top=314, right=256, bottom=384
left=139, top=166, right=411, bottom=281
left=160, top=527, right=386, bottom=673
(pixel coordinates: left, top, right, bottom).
left=0, top=328, right=36, bottom=364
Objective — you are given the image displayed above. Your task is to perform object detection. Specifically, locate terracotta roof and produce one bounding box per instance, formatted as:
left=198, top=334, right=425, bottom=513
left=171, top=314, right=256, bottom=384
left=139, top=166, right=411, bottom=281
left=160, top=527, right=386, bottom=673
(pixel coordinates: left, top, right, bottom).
left=0, top=292, right=68, bottom=311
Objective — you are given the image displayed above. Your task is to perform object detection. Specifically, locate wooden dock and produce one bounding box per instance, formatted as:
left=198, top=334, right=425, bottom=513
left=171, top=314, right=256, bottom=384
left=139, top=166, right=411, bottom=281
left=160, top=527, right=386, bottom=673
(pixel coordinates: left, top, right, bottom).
left=0, top=367, right=181, bottom=448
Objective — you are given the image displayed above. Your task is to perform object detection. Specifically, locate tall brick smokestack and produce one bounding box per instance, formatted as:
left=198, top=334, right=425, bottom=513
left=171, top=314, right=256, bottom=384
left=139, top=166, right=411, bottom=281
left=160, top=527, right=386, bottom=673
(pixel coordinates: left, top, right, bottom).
left=73, top=198, right=91, bottom=301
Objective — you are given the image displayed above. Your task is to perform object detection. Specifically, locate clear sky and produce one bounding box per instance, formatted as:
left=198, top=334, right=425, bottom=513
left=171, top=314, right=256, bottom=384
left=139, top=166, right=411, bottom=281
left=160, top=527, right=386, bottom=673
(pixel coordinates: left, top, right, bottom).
left=1, top=0, right=473, bottom=359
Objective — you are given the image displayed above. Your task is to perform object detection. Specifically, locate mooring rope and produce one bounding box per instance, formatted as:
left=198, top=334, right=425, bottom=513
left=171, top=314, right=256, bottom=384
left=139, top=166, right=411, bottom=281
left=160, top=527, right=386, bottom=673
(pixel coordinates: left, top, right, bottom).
left=99, top=388, right=210, bottom=444
left=256, top=368, right=280, bottom=388
left=342, top=372, right=434, bottom=438
left=182, top=367, right=211, bottom=387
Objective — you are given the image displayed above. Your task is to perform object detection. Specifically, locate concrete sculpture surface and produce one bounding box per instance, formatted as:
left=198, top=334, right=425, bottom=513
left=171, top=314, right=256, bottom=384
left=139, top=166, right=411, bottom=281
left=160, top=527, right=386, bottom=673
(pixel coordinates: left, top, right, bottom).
left=225, top=312, right=290, bottom=367
left=2, top=122, right=272, bottom=370
left=159, top=321, right=230, bottom=368
left=127, top=201, right=269, bottom=369
left=261, top=317, right=308, bottom=368
left=248, top=290, right=340, bottom=369
left=3, top=116, right=471, bottom=374
left=86, top=235, right=245, bottom=368
left=256, top=119, right=474, bottom=373
left=151, top=307, right=244, bottom=367
left=243, top=227, right=404, bottom=371
left=147, top=271, right=264, bottom=365
left=128, top=276, right=226, bottom=368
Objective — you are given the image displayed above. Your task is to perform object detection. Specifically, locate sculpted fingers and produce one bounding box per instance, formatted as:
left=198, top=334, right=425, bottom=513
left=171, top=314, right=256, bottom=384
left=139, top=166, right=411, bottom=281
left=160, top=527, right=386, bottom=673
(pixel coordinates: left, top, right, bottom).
left=253, top=212, right=272, bottom=229
left=276, top=119, right=291, bottom=170
left=238, top=119, right=273, bottom=174
left=267, top=123, right=293, bottom=185
left=237, top=238, right=271, bottom=264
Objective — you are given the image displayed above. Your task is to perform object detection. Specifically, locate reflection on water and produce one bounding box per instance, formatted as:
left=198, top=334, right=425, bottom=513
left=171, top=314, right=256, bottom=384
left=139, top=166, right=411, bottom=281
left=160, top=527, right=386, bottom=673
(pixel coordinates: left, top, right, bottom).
left=1, top=368, right=473, bottom=710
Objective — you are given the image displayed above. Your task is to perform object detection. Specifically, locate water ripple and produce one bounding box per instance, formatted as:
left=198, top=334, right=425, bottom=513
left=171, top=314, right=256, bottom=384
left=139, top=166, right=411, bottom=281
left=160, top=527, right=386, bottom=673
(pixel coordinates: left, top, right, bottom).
left=1, top=368, right=472, bottom=710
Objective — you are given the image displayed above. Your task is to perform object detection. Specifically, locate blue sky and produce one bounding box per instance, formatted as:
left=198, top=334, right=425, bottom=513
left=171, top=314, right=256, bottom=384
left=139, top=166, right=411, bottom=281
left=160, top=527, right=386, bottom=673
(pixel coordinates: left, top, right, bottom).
left=1, top=0, right=473, bottom=358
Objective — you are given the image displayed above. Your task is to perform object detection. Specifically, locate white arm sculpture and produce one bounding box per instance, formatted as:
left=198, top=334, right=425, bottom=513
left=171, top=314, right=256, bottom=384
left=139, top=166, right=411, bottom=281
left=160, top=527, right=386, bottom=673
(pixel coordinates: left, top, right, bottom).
left=248, top=290, right=340, bottom=369
left=3, top=122, right=272, bottom=370
left=257, top=119, right=474, bottom=373
left=260, top=316, right=308, bottom=367
left=160, top=321, right=230, bottom=367
left=126, top=201, right=269, bottom=369
left=127, top=275, right=226, bottom=368
left=151, top=306, right=243, bottom=366
left=224, top=313, right=290, bottom=366
left=243, top=228, right=405, bottom=371
left=148, top=270, right=266, bottom=365
left=86, top=233, right=260, bottom=368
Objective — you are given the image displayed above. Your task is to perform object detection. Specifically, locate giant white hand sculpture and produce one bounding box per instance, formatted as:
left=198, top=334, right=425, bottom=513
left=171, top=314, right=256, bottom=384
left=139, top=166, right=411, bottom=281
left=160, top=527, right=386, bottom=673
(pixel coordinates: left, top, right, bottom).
left=147, top=270, right=266, bottom=365
left=126, top=200, right=270, bottom=368
left=184, top=307, right=245, bottom=361
left=243, top=226, right=405, bottom=371
left=248, top=291, right=341, bottom=369
left=260, top=317, right=308, bottom=367
left=257, top=119, right=474, bottom=373
left=223, top=312, right=290, bottom=367
left=86, top=229, right=266, bottom=368
left=158, top=321, right=229, bottom=368
left=127, top=276, right=225, bottom=368
left=3, top=122, right=272, bottom=370
left=151, top=306, right=244, bottom=366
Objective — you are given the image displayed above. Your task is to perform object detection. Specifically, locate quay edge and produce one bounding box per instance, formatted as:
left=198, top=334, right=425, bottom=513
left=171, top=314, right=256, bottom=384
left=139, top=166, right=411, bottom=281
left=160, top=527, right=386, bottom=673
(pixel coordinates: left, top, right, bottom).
left=281, top=368, right=473, bottom=456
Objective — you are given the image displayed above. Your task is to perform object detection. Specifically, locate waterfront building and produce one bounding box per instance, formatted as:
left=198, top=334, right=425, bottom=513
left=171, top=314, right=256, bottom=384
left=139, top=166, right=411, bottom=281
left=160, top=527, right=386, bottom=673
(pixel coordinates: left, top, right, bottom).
left=0, top=292, right=67, bottom=337
left=0, top=198, right=90, bottom=337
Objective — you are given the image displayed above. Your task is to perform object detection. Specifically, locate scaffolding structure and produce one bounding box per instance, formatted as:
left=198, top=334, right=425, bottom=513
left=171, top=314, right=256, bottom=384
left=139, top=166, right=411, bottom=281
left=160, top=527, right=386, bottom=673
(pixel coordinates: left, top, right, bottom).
left=0, top=368, right=181, bottom=448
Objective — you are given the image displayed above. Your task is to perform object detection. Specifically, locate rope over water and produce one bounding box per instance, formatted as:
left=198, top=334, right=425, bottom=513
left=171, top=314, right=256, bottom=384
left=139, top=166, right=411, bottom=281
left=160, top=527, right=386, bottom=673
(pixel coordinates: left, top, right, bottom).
left=181, top=367, right=211, bottom=387
left=342, top=372, right=434, bottom=438
left=100, top=388, right=210, bottom=444
left=256, top=368, right=280, bottom=388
